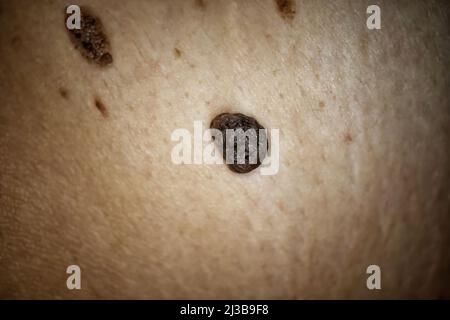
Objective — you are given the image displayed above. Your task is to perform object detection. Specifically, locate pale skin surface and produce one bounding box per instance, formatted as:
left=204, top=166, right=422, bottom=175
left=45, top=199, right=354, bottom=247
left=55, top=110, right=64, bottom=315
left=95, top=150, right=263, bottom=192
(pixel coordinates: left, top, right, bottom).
left=0, top=0, right=449, bottom=299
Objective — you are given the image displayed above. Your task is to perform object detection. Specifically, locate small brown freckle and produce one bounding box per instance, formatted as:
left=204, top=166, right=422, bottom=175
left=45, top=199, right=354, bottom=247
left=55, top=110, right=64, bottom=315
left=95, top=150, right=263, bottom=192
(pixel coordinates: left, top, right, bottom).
left=195, top=0, right=206, bottom=10
left=59, top=88, right=69, bottom=99
left=319, top=101, right=325, bottom=109
left=344, top=132, right=353, bottom=144
left=173, top=47, right=182, bottom=58
left=94, top=98, right=108, bottom=118
left=10, top=35, right=21, bottom=46
left=279, top=93, right=284, bottom=99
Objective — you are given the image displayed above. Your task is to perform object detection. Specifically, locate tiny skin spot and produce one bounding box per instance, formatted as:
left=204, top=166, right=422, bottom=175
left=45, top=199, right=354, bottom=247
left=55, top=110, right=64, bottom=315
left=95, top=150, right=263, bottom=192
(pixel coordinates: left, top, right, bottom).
left=173, top=47, right=182, bottom=58
left=66, top=6, right=113, bottom=66
left=210, top=112, right=268, bottom=174
left=59, top=88, right=69, bottom=99
left=95, top=98, right=108, bottom=118
left=344, top=132, right=353, bottom=144
left=10, top=35, right=21, bottom=46
left=195, top=0, right=207, bottom=10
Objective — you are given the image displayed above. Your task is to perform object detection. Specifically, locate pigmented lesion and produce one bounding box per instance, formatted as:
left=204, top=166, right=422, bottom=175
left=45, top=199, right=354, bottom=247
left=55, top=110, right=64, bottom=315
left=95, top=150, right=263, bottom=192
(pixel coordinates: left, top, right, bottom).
left=59, top=87, right=69, bottom=99
left=275, top=0, right=296, bottom=21
left=210, top=112, right=268, bottom=174
left=173, top=47, right=182, bottom=58
left=94, top=98, right=108, bottom=118
left=343, top=131, right=353, bottom=144
left=65, top=6, right=113, bottom=67
left=195, top=0, right=207, bottom=10
left=319, top=101, right=325, bottom=109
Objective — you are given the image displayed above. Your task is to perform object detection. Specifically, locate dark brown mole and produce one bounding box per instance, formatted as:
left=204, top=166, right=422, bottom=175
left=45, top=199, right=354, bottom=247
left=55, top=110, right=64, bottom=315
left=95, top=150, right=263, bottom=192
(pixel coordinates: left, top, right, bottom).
left=275, top=0, right=296, bottom=20
left=94, top=98, right=108, bottom=118
left=210, top=112, right=268, bottom=174
left=59, top=87, right=69, bottom=99
left=66, top=6, right=113, bottom=66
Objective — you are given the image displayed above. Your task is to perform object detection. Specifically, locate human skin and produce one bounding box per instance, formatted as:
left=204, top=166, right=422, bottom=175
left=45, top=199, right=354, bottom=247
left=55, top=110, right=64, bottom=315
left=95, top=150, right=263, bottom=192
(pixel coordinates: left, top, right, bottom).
left=0, top=0, right=449, bottom=299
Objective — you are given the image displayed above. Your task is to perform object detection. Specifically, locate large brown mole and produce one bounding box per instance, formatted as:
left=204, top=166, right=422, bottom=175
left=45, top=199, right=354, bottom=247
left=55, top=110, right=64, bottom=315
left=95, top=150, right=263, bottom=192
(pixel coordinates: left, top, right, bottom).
left=210, top=112, right=268, bottom=174
left=65, top=6, right=113, bottom=66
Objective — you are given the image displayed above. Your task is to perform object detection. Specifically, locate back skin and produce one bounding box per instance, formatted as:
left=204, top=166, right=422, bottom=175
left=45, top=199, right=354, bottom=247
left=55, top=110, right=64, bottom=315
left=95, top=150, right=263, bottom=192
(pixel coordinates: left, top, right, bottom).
left=0, top=0, right=449, bottom=298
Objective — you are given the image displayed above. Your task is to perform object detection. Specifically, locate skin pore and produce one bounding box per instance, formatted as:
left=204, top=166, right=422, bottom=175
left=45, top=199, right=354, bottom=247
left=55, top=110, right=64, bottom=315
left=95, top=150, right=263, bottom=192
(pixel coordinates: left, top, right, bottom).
left=0, top=0, right=449, bottom=299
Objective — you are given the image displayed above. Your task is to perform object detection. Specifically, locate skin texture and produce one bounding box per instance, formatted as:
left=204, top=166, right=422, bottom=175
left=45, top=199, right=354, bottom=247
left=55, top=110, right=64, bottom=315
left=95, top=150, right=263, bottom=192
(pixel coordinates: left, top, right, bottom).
left=0, top=0, right=449, bottom=299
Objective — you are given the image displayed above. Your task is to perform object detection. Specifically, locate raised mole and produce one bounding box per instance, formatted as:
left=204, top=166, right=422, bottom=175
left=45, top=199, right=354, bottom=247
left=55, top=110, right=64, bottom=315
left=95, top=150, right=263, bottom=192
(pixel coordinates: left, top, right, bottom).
left=65, top=6, right=113, bottom=66
left=210, top=112, right=268, bottom=174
